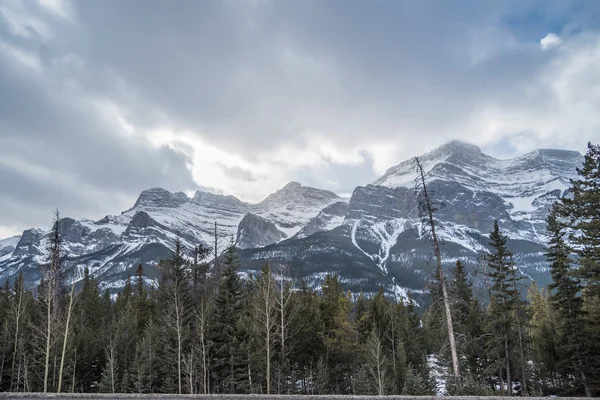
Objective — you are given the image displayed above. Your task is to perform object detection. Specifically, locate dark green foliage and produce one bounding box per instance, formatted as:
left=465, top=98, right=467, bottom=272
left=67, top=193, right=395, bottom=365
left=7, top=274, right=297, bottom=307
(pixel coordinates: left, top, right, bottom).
left=449, top=261, right=486, bottom=385
left=545, top=206, right=589, bottom=394
left=4, top=162, right=600, bottom=397
left=555, top=142, right=600, bottom=395
left=209, top=243, right=246, bottom=393
left=483, top=220, right=525, bottom=395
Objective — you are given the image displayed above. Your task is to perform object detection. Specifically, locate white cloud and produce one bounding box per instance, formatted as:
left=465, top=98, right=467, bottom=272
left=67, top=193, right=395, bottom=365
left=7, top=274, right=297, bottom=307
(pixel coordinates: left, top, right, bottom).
left=40, top=0, right=75, bottom=22
left=541, top=33, right=562, bottom=50
left=0, top=39, right=42, bottom=71
left=3, top=1, right=600, bottom=237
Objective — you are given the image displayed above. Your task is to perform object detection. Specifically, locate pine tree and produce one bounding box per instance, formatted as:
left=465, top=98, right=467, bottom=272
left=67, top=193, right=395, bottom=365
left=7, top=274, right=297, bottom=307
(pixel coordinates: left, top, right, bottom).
left=560, top=142, right=600, bottom=395
left=157, top=238, right=192, bottom=394
left=528, top=283, right=560, bottom=394
left=210, top=243, right=245, bottom=393
left=449, top=261, right=486, bottom=386
left=37, top=210, right=65, bottom=393
left=547, top=204, right=592, bottom=395
left=402, top=365, right=435, bottom=395
left=484, top=220, right=519, bottom=395
left=73, top=268, right=106, bottom=392
left=291, top=281, right=325, bottom=393
left=320, top=274, right=358, bottom=394
left=133, top=317, right=159, bottom=393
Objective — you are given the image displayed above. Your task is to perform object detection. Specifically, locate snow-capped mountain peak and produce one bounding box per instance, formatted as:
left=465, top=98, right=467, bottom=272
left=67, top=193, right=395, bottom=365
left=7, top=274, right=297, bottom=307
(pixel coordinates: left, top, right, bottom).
left=131, top=187, right=189, bottom=209
left=0, top=142, right=584, bottom=299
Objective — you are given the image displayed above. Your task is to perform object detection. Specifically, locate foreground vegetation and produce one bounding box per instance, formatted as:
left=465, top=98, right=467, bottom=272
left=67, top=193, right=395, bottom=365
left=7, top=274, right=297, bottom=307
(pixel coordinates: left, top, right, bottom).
left=0, top=143, right=599, bottom=396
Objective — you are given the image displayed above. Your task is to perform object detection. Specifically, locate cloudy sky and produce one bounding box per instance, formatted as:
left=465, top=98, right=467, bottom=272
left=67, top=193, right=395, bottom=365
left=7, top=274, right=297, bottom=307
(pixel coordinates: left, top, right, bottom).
left=1, top=0, right=600, bottom=238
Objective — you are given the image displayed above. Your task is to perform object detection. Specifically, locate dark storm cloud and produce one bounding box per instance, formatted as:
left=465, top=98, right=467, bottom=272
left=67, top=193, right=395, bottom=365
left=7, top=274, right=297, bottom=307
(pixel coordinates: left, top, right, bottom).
left=0, top=1, right=198, bottom=234
left=1, top=0, right=600, bottom=236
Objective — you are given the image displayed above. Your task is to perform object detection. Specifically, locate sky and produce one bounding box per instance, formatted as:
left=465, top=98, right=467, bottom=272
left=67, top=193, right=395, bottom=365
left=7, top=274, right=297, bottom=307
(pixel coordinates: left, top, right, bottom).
left=1, top=0, right=600, bottom=238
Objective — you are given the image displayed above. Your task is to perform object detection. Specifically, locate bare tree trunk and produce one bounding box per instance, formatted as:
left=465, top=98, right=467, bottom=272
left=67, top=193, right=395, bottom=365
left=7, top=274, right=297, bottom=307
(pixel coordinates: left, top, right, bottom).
left=0, top=336, right=5, bottom=391
left=148, top=330, right=153, bottom=393
left=512, top=274, right=528, bottom=395
left=71, top=349, right=77, bottom=393
left=43, top=286, right=52, bottom=393
left=184, top=350, right=194, bottom=394
left=196, top=299, right=209, bottom=394
left=175, top=287, right=183, bottom=394
left=0, top=323, right=7, bottom=390
left=274, top=263, right=302, bottom=393
left=366, top=332, right=387, bottom=396
left=23, top=352, right=30, bottom=393
left=214, top=221, right=219, bottom=269
left=106, top=344, right=116, bottom=394
left=58, top=281, right=75, bottom=393
left=415, top=157, right=460, bottom=381
left=10, top=281, right=25, bottom=391
left=247, top=346, right=253, bottom=394
left=16, top=351, right=22, bottom=392
left=44, top=210, right=62, bottom=393
left=505, top=334, right=512, bottom=395
left=578, top=357, right=593, bottom=397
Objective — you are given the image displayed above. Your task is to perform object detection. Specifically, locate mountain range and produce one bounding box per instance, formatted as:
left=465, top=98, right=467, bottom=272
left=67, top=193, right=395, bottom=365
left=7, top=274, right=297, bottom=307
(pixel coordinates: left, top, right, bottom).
left=0, top=140, right=583, bottom=301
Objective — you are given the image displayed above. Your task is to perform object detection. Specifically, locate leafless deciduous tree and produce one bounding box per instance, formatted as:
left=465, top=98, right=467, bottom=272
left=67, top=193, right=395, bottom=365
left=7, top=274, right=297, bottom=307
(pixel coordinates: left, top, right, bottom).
left=57, top=279, right=76, bottom=393
left=252, top=264, right=277, bottom=394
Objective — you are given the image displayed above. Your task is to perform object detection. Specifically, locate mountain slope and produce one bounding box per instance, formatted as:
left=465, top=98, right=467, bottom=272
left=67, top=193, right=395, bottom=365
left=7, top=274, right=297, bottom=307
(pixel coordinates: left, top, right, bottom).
left=0, top=140, right=583, bottom=298
left=0, top=183, right=340, bottom=291
left=238, top=141, right=582, bottom=299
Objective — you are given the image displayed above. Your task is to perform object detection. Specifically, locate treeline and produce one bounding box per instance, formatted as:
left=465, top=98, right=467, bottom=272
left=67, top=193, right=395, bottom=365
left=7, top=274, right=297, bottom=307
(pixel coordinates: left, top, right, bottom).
left=0, top=143, right=599, bottom=396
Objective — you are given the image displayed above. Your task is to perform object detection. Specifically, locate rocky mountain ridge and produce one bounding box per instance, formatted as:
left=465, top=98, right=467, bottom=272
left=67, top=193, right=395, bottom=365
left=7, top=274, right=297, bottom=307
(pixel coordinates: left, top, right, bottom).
left=0, top=140, right=583, bottom=299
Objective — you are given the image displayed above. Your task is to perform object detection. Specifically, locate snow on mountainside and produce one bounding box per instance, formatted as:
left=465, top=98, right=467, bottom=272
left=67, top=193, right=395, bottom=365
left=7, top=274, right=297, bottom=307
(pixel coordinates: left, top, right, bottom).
left=0, top=236, right=21, bottom=260
left=0, top=140, right=584, bottom=299
left=239, top=141, right=582, bottom=300
left=0, top=182, right=340, bottom=291
left=373, top=140, right=581, bottom=241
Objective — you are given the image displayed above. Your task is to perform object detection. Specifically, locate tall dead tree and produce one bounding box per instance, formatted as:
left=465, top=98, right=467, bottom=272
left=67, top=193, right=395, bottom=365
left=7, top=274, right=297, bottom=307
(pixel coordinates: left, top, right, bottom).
left=42, top=210, right=63, bottom=393
left=414, top=157, right=460, bottom=382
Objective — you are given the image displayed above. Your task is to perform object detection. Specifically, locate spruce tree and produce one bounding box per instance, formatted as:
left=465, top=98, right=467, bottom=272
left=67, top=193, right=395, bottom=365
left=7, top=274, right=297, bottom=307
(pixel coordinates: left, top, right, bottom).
left=528, top=283, right=560, bottom=394
left=37, top=210, right=65, bottom=393
left=547, top=204, right=592, bottom=395
left=449, top=261, right=486, bottom=387
left=157, top=238, right=192, bottom=394
left=210, top=243, right=245, bottom=393
left=73, top=268, right=106, bottom=392
left=320, top=274, right=358, bottom=394
left=484, top=220, right=518, bottom=395
left=560, top=142, right=600, bottom=394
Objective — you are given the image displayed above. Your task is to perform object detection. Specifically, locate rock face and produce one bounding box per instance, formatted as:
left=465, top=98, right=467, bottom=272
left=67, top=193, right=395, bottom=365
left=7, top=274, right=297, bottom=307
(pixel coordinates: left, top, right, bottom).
left=0, top=140, right=583, bottom=298
left=0, top=236, right=21, bottom=258
left=0, top=182, right=340, bottom=291
left=295, top=201, right=348, bottom=239
left=236, top=214, right=285, bottom=249
left=240, top=141, right=582, bottom=299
